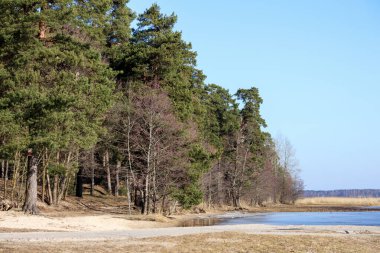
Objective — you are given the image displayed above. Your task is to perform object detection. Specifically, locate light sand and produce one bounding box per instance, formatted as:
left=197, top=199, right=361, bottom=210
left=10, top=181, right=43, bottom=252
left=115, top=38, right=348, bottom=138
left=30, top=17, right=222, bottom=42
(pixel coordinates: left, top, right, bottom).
left=0, top=210, right=168, bottom=232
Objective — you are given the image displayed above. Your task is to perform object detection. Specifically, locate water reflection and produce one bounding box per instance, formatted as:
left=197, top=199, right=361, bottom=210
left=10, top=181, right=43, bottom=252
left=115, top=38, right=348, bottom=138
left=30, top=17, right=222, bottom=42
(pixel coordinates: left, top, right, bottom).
left=181, top=217, right=223, bottom=227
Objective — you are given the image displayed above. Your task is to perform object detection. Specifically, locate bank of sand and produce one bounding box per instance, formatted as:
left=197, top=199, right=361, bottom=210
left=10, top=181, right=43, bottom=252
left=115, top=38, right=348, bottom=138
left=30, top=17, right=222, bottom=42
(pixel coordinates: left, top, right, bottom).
left=0, top=210, right=172, bottom=232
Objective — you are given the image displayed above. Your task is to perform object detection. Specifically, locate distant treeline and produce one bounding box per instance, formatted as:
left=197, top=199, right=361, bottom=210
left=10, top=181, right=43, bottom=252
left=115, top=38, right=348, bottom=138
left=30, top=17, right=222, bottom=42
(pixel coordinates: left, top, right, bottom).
left=304, top=190, right=380, bottom=198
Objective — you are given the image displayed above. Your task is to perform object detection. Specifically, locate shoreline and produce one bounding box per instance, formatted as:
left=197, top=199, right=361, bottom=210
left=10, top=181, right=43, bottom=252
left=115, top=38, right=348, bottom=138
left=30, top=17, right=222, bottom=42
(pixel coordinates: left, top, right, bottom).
left=1, top=205, right=379, bottom=234
left=1, top=206, right=379, bottom=252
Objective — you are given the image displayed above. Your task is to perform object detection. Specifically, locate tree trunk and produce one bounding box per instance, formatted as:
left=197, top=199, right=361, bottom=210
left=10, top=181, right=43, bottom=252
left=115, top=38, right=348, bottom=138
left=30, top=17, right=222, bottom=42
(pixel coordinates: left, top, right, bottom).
left=126, top=111, right=135, bottom=215
left=152, top=155, right=157, bottom=213
left=143, top=174, right=149, bottom=215
left=115, top=160, right=121, bottom=197
left=53, top=174, right=59, bottom=205
left=217, top=158, right=222, bottom=205
left=1, top=160, right=4, bottom=178
left=90, top=149, right=95, bottom=196
left=22, top=149, right=39, bottom=214
left=232, top=126, right=241, bottom=208
left=11, top=151, right=21, bottom=201
left=208, top=170, right=212, bottom=208
left=63, top=176, right=70, bottom=200
left=46, top=172, right=53, bottom=205
left=57, top=152, right=71, bottom=203
left=18, top=162, right=26, bottom=204
left=104, top=150, right=112, bottom=195
left=143, top=120, right=153, bottom=215
left=4, top=160, right=8, bottom=180
left=41, top=151, right=47, bottom=203
left=162, top=195, right=166, bottom=214
left=57, top=175, right=66, bottom=204
left=3, top=160, right=8, bottom=199
left=76, top=166, right=83, bottom=198
left=125, top=170, right=132, bottom=215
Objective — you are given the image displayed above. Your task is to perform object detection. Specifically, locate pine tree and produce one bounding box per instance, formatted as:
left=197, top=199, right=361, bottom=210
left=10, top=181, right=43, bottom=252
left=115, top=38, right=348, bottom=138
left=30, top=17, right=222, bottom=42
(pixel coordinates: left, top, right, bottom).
left=0, top=1, right=116, bottom=211
left=122, top=4, right=205, bottom=120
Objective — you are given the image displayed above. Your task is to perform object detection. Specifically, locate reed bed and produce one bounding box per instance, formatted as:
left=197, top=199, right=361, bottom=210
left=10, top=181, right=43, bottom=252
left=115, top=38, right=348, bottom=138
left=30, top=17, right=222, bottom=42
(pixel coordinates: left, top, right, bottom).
left=296, top=197, right=380, bottom=206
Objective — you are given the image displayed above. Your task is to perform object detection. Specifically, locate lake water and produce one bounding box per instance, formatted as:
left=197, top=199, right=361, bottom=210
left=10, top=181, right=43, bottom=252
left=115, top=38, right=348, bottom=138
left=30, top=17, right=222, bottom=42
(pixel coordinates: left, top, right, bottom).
left=181, top=210, right=380, bottom=227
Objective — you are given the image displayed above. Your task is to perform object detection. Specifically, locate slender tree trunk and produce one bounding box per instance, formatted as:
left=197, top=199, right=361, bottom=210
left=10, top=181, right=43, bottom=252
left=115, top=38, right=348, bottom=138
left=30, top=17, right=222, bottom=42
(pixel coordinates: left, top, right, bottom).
left=18, top=158, right=26, bottom=203
left=22, top=149, right=39, bottom=214
left=76, top=166, right=83, bottom=198
left=11, top=151, right=21, bottom=201
left=3, top=160, right=8, bottom=199
left=46, top=172, right=52, bottom=205
left=4, top=160, right=8, bottom=180
left=104, top=150, right=112, bottom=195
left=125, top=169, right=131, bottom=215
left=152, top=153, right=157, bottom=213
left=126, top=112, right=135, bottom=214
left=273, top=165, right=278, bottom=203
left=143, top=120, right=153, bottom=215
left=1, top=160, right=4, bottom=178
left=90, top=149, right=95, bottom=196
left=147, top=184, right=151, bottom=215
left=143, top=174, right=150, bottom=215
left=63, top=176, right=71, bottom=200
left=162, top=195, right=166, bottom=214
left=57, top=152, right=71, bottom=203
left=217, top=158, right=222, bottom=205
left=41, top=150, right=47, bottom=203
left=53, top=175, right=59, bottom=205
left=52, top=151, right=60, bottom=205
left=134, top=188, right=138, bottom=206
left=207, top=170, right=212, bottom=208
left=115, top=160, right=121, bottom=197
left=58, top=175, right=66, bottom=204
left=232, top=128, right=241, bottom=208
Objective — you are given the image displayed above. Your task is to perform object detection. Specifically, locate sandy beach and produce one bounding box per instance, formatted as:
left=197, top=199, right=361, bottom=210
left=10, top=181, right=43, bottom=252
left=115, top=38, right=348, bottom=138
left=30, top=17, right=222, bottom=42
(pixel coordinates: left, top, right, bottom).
left=1, top=210, right=380, bottom=239
left=1, top=209, right=380, bottom=252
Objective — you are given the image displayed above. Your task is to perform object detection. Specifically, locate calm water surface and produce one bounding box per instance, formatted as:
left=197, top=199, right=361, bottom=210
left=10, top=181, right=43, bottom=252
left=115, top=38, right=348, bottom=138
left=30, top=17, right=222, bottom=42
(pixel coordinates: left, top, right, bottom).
left=218, top=211, right=380, bottom=226
left=182, top=210, right=380, bottom=227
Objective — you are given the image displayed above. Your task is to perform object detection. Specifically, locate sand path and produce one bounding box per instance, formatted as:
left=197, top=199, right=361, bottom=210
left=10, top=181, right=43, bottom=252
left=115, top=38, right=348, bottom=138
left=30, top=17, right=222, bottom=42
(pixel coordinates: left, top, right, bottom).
left=1, top=224, right=380, bottom=242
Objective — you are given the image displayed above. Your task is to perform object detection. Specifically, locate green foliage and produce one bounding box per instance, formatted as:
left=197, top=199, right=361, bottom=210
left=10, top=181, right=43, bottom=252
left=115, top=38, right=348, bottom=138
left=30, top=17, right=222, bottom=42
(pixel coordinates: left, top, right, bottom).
left=236, top=87, right=267, bottom=162
left=118, top=185, right=129, bottom=196
left=172, top=184, right=203, bottom=209
left=47, top=163, right=66, bottom=176
left=0, top=109, right=27, bottom=157
left=236, top=87, right=267, bottom=128
left=170, top=145, right=212, bottom=208
left=0, top=0, right=117, bottom=154
left=202, top=84, right=240, bottom=149
left=120, top=3, right=205, bottom=120
left=188, top=144, right=212, bottom=180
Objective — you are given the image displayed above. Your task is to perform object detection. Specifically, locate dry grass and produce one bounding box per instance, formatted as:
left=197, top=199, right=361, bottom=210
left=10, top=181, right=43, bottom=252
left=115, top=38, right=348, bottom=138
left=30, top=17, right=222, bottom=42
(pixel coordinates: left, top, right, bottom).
left=296, top=197, right=380, bottom=206
left=1, top=232, right=380, bottom=253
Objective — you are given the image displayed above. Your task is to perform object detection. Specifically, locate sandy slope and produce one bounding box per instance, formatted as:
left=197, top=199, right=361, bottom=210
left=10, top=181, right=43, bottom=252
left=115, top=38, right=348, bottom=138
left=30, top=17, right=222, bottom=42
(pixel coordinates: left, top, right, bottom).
left=0, top=210, right=168, bottom=232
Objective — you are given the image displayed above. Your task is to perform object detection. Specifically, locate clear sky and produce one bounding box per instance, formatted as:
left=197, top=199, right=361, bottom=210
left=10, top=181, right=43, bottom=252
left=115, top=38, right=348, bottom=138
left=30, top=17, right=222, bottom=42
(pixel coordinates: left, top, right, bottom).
left=129, top=0, right=380, bottom=190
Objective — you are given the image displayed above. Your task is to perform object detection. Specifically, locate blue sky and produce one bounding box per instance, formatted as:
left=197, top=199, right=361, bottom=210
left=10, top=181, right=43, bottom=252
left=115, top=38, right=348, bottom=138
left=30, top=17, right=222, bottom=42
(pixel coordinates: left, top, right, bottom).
left=129, top=0, right=380, bottom=190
